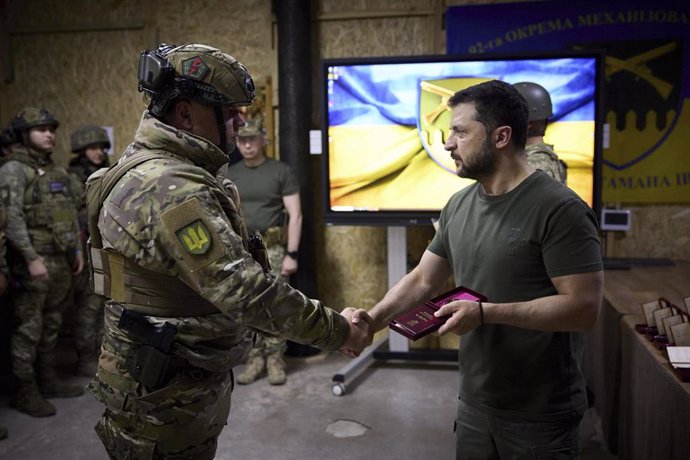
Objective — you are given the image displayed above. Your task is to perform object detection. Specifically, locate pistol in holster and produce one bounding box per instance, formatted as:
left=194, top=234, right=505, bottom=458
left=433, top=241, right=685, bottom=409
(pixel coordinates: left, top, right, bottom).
left=248, top=232, right=271, bottom=273
left=118, top=309, right=178, bottom=390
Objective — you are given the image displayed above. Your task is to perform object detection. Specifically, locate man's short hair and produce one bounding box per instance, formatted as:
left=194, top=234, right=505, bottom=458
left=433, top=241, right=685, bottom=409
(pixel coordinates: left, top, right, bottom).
left=447, top=80, right=528, bottom=149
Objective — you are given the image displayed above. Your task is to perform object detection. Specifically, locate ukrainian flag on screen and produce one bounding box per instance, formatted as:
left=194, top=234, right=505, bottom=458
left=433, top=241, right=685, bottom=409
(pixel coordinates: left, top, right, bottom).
left=327, top=58, right=597, bottom=209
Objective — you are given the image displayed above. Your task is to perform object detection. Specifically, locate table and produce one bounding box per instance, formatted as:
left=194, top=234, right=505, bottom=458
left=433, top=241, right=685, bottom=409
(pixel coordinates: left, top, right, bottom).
left=618, top=314, right=690, bottom=459
left=583, top=260, right=690, bottom=458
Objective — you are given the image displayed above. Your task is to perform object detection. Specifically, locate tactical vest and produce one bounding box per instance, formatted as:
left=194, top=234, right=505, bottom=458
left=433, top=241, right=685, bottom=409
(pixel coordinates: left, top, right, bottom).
left=86, top=152, right=266, bottom=317
left=5, top=154, right=78, bottom=254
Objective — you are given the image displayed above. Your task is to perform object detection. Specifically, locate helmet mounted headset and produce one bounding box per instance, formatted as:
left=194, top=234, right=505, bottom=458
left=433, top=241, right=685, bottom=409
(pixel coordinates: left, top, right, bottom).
left=137, top=43, right=256, bottom=154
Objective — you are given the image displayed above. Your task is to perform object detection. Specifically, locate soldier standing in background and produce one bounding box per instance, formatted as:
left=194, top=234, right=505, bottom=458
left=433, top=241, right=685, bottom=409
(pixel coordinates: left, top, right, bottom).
left=0, top=107, right=85, bottom=418
left=0, top=179, right=10, bottom=439
left=87, top=43, right=371, bottom=459
left=513, top=82, right=567, bottom=184
left=1, top=124, right=20, bottom=157
left=0, top=121, right=17, bottom=438
left=227, top=118, right=302, bottom=386
left=67, top=125, right=110, bottom=376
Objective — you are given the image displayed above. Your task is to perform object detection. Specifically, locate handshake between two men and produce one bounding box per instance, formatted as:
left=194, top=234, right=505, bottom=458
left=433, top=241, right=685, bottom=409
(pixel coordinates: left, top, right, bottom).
left=336, top=292, right=490, bottom=358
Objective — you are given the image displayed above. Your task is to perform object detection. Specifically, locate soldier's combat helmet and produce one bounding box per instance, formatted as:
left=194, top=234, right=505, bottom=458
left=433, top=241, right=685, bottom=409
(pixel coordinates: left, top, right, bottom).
left=0, top=125, right=19, bottom=148
left=513, top=82, right=552, bottom=122
left=12, top=107, right=59, bottom=132
left=71, top=125, right=111, bottom=153
left=137, top=43, right=255, bottom=153
left=11, top=107, right=59, bottom=145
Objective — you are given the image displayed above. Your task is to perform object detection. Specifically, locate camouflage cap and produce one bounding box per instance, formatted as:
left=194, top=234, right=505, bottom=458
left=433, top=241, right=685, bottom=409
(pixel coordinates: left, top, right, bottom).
left=238, top=118, right=265, bottom=137
left=71, top=125, right=111, bottom=153
left=165, top=44, right=255, bottom=107
left=513, top=82, right=552, bottom=121
left=13, top=107, right=59, bottom=131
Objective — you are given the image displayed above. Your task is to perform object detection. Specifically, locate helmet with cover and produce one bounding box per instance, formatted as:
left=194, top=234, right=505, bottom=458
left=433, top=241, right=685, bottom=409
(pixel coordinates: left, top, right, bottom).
left=513, top=82, right=552, bottom=122
left=0, top=125, right=19, bottom=148
left=13, top=107, right=59, bottom=132
left=71, top=125, right=111, bottom=153
left=11, top=107, right=59, bottom=147
left=138, top=43, right=255, bottom=153
left=138, top=43, right=255, bottom=117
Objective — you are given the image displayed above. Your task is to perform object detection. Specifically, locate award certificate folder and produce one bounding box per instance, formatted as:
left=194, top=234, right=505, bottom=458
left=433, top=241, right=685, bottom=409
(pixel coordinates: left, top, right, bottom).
left=389, top=286, right=487, bottom=341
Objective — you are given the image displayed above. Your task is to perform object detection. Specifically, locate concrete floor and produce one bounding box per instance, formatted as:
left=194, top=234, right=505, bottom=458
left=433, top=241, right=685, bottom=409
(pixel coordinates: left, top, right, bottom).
left=0, top=341, right=616, bottom=460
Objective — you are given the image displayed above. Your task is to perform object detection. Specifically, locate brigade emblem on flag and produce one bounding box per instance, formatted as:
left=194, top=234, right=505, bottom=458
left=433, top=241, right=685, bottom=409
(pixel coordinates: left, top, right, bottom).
left=181, top=56, right=209, bottom=80
left=176, top=220, right=211, bottom=255
left=579, top=39, right=682, bottom=170
left=417, top=77, right=492, bottom=173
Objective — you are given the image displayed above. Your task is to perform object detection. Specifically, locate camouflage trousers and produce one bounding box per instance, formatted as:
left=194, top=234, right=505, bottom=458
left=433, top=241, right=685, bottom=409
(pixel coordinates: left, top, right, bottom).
left=10, top=253, right=72, bottom=381
left=91, top=340, right=234, bottom=460
left=248, top=242, right=287, bottom=357
left=71, top=268, right=104, bottom=354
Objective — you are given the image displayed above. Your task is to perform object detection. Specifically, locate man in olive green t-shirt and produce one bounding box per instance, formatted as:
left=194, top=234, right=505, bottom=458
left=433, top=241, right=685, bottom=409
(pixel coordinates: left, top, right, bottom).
left=227, top=118, right=302, bottom=385
left=352, top=80, right=603, bottom=458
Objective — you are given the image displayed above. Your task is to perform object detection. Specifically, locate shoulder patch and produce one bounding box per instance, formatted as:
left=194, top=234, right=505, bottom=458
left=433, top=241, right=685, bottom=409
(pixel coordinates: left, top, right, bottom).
left=176, top=219, right=211, bottom=254
left=161, top=197, right=227, bottom=272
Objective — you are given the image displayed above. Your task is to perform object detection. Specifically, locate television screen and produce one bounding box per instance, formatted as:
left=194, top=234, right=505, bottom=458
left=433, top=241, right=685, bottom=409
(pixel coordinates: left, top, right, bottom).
left=321, top=51, right=603, bottom=226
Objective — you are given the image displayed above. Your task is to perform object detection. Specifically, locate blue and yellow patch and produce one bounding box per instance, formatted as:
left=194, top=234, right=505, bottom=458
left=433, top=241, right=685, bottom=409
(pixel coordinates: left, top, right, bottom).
left=176, top=219, right=211, bottom=255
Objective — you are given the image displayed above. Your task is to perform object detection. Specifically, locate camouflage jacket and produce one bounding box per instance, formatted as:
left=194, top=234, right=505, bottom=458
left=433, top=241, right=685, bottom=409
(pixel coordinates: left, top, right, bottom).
left=96, top=112, right=348, bottom=371
left=68, top=155, right=107, bottom=236
left=0, top=146, right=79, bottom=261
left=525, top=142, right=567, bottom=185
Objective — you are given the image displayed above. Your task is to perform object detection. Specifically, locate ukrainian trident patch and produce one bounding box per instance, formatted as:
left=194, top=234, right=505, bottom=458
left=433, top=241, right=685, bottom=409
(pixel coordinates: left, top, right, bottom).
left=181, top=56, right=209, bottom=80
left=176, top=220, right=211, bottom=255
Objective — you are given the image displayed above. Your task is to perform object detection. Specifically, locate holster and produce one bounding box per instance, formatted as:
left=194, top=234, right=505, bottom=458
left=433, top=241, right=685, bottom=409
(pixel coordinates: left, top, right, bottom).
left=124, top=344, right=173, bottom=390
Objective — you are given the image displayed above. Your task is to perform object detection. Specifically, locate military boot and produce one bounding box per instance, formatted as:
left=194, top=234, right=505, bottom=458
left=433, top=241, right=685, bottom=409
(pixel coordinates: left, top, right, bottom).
left=266, top=354, right=287, bottom=385
left=237, top=351, right=265, bottom=385
left=14, top=381, right=56, bottom=417
left=37, top=355, right=85, bottom=398
left=74, top=349, right=99, bottom=378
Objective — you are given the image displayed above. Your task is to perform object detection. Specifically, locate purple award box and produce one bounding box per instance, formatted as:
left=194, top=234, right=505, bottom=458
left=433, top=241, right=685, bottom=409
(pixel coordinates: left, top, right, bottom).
left=388, top=286, right=487, bottom=341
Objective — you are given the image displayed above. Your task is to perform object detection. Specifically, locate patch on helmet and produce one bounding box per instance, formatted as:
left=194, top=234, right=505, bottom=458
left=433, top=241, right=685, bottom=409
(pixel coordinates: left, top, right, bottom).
left=181, top=56, right=209, bottom=80
left=176, top=219, right=211, bottom=255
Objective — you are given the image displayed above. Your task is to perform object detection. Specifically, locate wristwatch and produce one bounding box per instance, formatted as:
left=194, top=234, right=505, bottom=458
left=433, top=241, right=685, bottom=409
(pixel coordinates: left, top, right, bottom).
left=286, top=251, right=298, bottom=259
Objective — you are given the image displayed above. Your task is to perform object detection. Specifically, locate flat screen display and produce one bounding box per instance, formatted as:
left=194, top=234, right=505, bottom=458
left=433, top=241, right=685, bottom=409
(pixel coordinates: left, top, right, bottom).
left=321, top=52, right=603, bottom=225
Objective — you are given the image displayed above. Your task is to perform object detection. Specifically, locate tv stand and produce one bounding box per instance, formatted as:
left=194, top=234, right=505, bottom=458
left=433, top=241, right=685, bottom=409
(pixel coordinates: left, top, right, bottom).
left=331, top=226, right=456, bottom=396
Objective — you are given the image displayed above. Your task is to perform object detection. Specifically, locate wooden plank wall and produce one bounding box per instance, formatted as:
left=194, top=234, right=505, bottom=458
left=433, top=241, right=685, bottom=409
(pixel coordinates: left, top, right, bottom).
left=1, top=1, right=688, bottom=345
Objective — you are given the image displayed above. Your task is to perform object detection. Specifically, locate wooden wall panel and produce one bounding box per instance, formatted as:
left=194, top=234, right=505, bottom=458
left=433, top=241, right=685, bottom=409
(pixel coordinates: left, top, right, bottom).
left=5, top=30, right=145, bottom=165
left=1, top=0, right=688, bottom=336
left=608, top=204, right=690, bottom=260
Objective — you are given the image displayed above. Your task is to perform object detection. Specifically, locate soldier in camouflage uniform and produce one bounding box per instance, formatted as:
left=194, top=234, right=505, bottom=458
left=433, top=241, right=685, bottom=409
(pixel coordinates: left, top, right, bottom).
left=87, top=43, right=371, bottom=460
left=513, top=82, right=567, bottom=185
left=0, top=122, right=16, bottom=438
left=0, top=107, right=85, bottom=418
left=226, top=118, right=302, bottom=385
left=67, top=125, right=110, bottom=376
